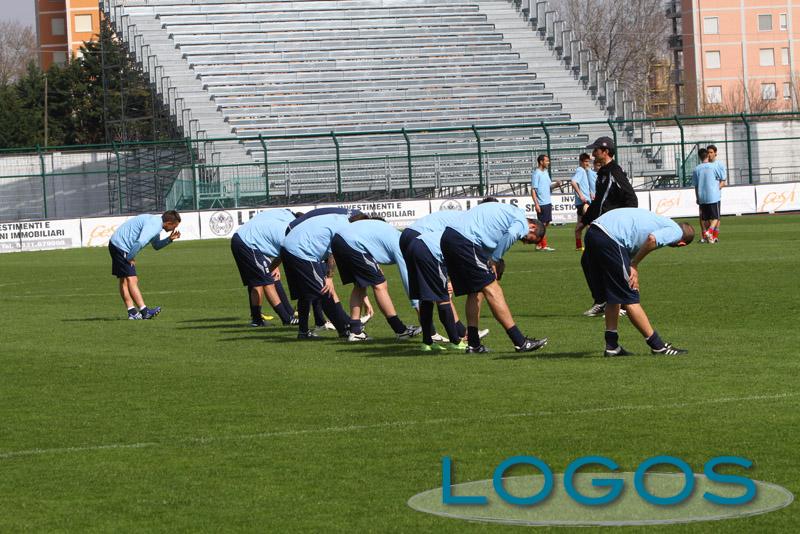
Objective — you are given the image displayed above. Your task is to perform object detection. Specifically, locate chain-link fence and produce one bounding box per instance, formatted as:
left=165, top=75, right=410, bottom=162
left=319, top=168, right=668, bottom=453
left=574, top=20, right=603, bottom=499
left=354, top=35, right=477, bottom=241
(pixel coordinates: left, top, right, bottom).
left=2, top=112, right=800, bottom=222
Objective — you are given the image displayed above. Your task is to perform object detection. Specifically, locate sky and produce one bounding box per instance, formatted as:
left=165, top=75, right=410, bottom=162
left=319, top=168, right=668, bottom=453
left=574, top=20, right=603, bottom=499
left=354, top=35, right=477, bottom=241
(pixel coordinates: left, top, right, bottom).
left=0, top=0, right=36, bottom=27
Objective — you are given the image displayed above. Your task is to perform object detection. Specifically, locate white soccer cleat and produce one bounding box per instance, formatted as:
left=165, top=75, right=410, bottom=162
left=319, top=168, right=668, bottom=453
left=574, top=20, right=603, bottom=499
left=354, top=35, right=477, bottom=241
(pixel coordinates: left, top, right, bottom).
left=583, top=302, right=605, bottom=317
left=478, top=328, right=490, bottom=339
left=360, top=313, right=372, bottom=325
left=323, top=321, right=337, bottom=331
left=348, top=332, right=369, bottom=342
left=431, top=333, right=447, bottom=342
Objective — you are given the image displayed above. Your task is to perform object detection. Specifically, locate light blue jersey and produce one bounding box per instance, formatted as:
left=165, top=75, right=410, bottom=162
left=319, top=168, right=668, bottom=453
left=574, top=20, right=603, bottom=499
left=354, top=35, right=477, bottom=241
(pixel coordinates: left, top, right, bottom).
left=531, top=168, right=552, bottom=205
left=571, top=166, right=591, bottom=206
left=448, top=202, right=529, bottom=261
left=282, top=213, right=350, bottom=262
left=417, top=229, right=445, bottom=263
left=692, top=162, right=724, bottom=204
left=592, top=208, right=683, bottom=254
left=337, top=219, right=411, bottom=295
left=588, top=168, right=597, bottom=197
left=235, top=208, right=295, bottom=258
left=110, top=214, right=171, bottom=261
left=711, top=160, right=727, bottom=181
left=408, top=210, right=464, bottom=234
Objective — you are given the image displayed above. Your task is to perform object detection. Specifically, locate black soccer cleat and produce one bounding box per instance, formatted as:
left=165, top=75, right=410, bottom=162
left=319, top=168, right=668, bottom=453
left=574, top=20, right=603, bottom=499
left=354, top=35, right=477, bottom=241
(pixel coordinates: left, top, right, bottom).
left=604, top=345, right=633, bottom=357
left=651, top=343, right=688, bottom=356
left=297, top=330, right=321, bottom=340
left=465, top=344, right=490, bottom=354
left=515, top=337, right=548, bottom=353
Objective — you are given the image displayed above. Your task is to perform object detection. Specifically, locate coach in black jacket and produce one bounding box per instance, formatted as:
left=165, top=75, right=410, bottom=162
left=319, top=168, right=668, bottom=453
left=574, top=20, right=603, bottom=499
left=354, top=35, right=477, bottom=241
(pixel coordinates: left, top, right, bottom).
left=579, top=136, right=639, bottom=318
left=580, top=136, right=638, bottom=227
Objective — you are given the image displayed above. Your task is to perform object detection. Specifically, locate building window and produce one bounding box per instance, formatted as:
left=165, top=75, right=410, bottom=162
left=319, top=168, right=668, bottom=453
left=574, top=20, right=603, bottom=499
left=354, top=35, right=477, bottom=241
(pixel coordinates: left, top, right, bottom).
left=760, top=48, right=775, bottom=66
left=783, top=82, right=792, bottom=100
left=703, top=17, right=719, bottom=34
left=780, top=13, right=787, bottom=31
left=52, top=51, right=67, bottom=65
left=706, top=86, right=722, bottom=104
left=761, top=83, right=777, bottom=100
left=758, top=14, right=773, bottom=31
left=74, top=14, right=92, bottom=33
left=51, top=18, right=66, bottom=36
left=782, top=47, right=790, bottom=65
left=705, top=51, right=721, bottom=69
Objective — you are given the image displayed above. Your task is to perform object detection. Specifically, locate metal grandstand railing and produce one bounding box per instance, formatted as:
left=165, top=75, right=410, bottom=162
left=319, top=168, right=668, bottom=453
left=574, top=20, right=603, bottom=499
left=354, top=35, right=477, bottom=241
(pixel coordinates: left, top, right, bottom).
left=2, top=112, right=799, bottom=221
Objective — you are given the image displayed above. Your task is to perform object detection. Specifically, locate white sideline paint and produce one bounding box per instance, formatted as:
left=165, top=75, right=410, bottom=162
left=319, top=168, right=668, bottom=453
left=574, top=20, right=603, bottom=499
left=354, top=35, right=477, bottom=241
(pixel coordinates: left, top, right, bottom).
left=0, top=392, right=796, bottom=461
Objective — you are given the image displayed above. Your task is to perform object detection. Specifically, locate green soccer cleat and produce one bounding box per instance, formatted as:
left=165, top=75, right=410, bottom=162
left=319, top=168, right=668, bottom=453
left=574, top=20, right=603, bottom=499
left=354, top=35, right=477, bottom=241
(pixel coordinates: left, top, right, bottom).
left=420, top=343, right=447, bottom=353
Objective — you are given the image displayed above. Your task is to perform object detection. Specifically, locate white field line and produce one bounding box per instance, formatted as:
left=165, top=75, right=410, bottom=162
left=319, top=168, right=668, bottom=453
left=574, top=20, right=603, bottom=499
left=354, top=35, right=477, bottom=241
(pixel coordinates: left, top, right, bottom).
left=0, top=392, right=796, bottom=460
left=0, top=287, right=242, bottom=300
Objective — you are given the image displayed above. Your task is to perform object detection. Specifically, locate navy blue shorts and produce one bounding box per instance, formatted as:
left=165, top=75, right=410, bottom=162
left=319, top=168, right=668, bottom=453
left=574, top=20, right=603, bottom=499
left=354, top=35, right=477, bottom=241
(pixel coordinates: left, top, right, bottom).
left=440, top=227, right=496, bottom=296
left=331, top=235, right=385, bottom=288
left=231, top=233, right=275, bottom=287
left=109, top=243, right=137, bottom=278
left=581, top=226, right=640, bottom=305
left=699, top=202, right=720, bottom=220
left=280, top=249, right=328, bottom=300
left=404, top=238, right=450, bottom=301
left=399, top=228, right=421, bottom=256
left=538, top=203, right=553, bottom=224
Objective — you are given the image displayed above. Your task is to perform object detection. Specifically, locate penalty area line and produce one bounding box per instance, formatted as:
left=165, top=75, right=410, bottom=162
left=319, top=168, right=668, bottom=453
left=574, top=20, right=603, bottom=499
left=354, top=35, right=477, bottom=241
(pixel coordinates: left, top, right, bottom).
left=1, top=391, right=797, bottom=460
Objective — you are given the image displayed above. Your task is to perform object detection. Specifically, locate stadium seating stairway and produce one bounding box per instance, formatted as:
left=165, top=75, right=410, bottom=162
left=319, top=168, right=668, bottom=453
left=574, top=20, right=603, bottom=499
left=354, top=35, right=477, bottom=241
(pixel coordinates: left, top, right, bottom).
left=103, top=0, right=659, bottom=202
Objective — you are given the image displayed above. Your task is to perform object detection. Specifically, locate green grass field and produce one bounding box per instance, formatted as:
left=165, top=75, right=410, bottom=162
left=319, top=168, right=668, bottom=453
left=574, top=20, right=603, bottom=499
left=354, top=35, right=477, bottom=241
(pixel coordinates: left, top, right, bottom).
left=0, top=214, right=798, bottom=532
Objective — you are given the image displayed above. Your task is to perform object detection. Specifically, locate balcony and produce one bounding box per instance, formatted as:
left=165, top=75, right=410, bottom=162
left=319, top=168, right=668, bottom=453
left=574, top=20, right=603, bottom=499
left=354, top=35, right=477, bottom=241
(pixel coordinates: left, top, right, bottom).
left=668, top=34, right=683, bottom=50
left=670, top=69, right=684, bottom=85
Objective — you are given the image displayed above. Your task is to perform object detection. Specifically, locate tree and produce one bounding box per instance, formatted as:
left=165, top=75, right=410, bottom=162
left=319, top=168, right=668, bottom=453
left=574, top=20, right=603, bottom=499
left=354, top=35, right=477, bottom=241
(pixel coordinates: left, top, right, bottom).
left=0, top=21, right=37, bottom=86
left=556, top=0, right=671, bottom=112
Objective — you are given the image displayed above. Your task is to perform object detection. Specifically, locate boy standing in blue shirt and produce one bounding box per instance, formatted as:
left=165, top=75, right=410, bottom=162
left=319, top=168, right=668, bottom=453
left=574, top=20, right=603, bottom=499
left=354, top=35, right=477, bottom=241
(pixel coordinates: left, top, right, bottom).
left=702, top=145, right=727, bottom=243
left=582, top=208, right=694, bottom=356
left=531, top=154, right=554, bottom=251
left=332, top=219, right=420, bottom=341
left=232, top=209, right=298, bottom=327
left=441, top=202, right=548, bottom=353
left=108, top=210, right=181, bottom=319
left=571, top=153, right=593, bottom=251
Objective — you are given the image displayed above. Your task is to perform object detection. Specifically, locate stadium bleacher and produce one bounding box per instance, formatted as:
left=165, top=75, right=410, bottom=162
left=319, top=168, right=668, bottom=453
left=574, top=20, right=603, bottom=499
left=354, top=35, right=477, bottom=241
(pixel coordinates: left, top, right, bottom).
left=102, top=0, right=660, bottom=202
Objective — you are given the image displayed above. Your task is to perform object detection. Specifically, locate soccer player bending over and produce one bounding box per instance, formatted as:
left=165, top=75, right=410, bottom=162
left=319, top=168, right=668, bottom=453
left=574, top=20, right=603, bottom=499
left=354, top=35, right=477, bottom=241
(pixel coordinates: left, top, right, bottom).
left=108, top=210, right=181, bottom=320
left=441, top=202, right=547, bottom=353
left=581, top=208, right=694, bottom=356
left=332, top=218, right=420, bottom=341
left=231, top=209, right=298, bottom=327
left=280, top=213, right=361, bottom=339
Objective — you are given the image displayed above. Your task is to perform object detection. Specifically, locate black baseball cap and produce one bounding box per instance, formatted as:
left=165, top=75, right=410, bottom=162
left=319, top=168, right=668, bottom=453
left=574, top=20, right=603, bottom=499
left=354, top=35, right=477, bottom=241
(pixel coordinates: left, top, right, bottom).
left=586, top=136, right=615, bottom=151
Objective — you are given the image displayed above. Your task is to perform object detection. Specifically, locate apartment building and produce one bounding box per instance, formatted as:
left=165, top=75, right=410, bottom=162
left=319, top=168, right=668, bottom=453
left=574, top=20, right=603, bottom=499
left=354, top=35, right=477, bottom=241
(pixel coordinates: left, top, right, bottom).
left=35, top=0, right=100, bottom=69
left=669, top=0, right=799, bottom=113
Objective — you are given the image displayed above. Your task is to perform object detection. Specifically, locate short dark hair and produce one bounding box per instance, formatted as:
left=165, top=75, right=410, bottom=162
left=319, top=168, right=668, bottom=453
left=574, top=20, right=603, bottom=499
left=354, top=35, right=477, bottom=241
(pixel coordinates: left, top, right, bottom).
left=348, top=213, right=369, bottom=223
left=369, top=215, right=387, bottom=222
left=162, top=210, right=181, bottom=223
left=707, top=144, right=718, bottom=152
left=679, top=223, right=695, bottom=245
left=579, top=153, right=591, bottom=163
left=698, top=148, right=708, bottom=161
left=527, top=218, right=546, bottom=240
left=479, top=196, right=499, bottom=203
left=537, top=154, right=548, bottom=165
left=293, top=211, right=304, bottom=218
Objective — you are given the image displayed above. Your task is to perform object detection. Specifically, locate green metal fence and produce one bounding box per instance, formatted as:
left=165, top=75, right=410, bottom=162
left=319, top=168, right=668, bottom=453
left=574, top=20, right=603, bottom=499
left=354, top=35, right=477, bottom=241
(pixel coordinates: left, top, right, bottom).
left=2, top=111, right=800, bottom=222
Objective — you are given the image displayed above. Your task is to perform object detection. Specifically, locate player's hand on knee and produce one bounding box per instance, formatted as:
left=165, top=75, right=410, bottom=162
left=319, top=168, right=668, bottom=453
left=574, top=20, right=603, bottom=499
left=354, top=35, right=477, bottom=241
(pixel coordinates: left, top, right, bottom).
left=628, top=266, right=639, bottom=290
left=321, top=277, right=334, bottom=296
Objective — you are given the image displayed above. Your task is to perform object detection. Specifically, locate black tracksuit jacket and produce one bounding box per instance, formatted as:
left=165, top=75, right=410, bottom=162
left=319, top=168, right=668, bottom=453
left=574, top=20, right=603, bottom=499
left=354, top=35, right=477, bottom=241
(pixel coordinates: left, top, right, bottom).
left=580, top=160, right=638, bottom=226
